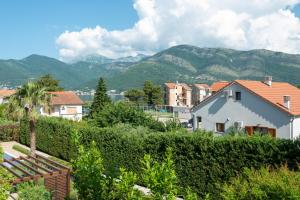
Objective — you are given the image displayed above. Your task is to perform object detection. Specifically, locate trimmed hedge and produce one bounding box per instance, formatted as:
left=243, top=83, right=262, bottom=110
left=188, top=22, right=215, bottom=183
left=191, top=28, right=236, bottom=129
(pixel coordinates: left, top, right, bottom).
left=20, top=117, right=300, bottom=197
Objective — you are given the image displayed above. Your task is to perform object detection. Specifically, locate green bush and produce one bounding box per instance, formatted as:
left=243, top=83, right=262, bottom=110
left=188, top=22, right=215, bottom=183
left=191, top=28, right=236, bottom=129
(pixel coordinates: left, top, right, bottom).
left=0, top=147, right=13, bottom=200
left=20, top=117, right=78, bottom=160
left=20, top=118, right=300, bottom=198
left=221, top=166, right=300, bottom=200
left=91, top=101, right=166, bottom=132
left=17, top=182, right=51, bottom=200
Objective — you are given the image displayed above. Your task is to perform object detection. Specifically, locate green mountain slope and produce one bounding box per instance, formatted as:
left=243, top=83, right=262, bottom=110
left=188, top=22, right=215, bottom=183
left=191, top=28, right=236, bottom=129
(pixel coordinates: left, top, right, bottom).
left=0, top=54, right=132, bottom=89
left=106, top=45, right=300, bottom=90
left=1, top=45, right=300, bottom=90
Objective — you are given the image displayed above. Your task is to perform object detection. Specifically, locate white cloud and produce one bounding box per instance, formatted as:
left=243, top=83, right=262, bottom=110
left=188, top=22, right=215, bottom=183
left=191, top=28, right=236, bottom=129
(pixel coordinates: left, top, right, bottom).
left=56, top=0, right=300, bottom=62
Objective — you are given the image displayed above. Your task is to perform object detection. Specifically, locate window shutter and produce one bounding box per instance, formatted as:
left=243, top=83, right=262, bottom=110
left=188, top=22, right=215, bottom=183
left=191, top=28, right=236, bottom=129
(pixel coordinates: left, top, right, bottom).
left=245, top=126, right=254, bottom=136
left=268, top=128, right=276, bottom=138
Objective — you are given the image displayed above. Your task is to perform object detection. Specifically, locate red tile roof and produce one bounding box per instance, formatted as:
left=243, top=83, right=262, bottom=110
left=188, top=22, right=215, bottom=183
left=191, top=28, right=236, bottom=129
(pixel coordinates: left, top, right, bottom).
left=235, top=80, right=300, bottom=116
left=165, top=83, right=176, bottom=89
left=49, top=91, right=84, bottom=105
left=194, top=84, right=210, bottom=89
left=211, top=81, right=229, bottom=92
left=0, top=89, right=16, bottom=97
left=165, top=83, right=192, bottom=90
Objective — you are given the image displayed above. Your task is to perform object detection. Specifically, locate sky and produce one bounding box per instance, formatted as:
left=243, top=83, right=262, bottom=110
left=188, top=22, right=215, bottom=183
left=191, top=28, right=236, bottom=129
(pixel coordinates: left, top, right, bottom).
left=1, top=0, right=300, bottom=62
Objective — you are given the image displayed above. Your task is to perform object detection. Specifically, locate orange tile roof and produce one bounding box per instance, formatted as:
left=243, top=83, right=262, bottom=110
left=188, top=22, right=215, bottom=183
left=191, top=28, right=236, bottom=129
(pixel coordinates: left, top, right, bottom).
left=235, top=80, right=300, bottom=116
left=194, top=84, right=210, bottom=89
left=211, top=81, right=229, bottom=92
left=165, top=83, right=176, bottom=89
left=49, top=91, right=84, bottom=105
left=0, top=89, right=16, bottom=97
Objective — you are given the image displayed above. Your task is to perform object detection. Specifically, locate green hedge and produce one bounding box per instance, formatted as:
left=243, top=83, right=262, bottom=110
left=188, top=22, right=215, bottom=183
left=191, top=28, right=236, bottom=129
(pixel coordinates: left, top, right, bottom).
left=20, top=117, right=300, bottom=197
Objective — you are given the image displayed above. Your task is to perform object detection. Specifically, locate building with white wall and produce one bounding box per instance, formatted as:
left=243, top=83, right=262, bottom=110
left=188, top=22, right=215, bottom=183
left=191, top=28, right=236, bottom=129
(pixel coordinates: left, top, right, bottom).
left=192, top=77, right=300, bottom=139
left=40, top=91, right=84, bottom=121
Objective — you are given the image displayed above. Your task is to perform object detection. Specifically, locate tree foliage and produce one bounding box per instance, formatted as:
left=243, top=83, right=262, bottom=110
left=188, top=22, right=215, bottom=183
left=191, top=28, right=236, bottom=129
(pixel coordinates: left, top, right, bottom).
left=19, top=118, right=300, bottom=198
left=92, top=101, right=166, bottom=131
left=124, top=89, right=145, bottom=105
left=90, top=77, right=111, bottom=117
left=17, top=182, right=51, bottom=200
left=221, top=166, right=300, bottom=200
left=36, top=74, right=63, bottom=91
left=143, top=80, right=163, bottom=106
left=72, top=143, right=197, bottom=200
left=6, top=82, right=51, bottom=156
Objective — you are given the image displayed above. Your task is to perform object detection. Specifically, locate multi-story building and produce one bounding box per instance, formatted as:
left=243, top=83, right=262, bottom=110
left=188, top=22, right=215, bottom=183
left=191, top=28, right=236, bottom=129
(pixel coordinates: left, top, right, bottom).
left=192, top=84, right=211, bottom=106
left=164, top=82, right=192, bottom=107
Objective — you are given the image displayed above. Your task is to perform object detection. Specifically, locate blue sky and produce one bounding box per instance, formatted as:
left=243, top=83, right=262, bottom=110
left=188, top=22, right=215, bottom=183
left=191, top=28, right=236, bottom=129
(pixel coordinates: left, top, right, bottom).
left=1, top=1, right=300, bottom=61
left=0, top=0, right=137, bottom=59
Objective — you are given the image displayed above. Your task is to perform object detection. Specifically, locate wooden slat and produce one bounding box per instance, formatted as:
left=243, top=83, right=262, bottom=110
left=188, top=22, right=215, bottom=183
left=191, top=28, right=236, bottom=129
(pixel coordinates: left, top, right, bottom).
left=36, top=154, right=71, bottom=170
left=28, top=155, right=60, bottom=171
left=20, top=156, right=52, bottom=173
left=1, top=163, right=22, bottom=178
left=4, top=159, right=33, bottom=177
left=11, top=158, right=44, bottom=175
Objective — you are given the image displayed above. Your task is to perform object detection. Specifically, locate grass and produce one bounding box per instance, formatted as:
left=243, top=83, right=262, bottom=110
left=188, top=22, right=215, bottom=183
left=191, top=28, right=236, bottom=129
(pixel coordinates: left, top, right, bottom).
left=12, top=144, right=72, bottom=168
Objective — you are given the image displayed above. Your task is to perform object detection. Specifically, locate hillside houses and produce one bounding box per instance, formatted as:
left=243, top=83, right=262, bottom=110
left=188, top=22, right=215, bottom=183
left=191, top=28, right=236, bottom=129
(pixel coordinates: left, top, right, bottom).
left=191, top=77, right=300, bottom=139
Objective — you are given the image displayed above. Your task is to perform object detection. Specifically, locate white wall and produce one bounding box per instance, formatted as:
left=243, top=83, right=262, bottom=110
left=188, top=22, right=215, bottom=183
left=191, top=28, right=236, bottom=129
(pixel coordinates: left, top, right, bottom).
left=193, top=83, right=292, bottom=139
left=0, top=97, right=3, bottom=104
left=293, top=117, right=300, bottom=139
left=40, top=105, right=83, bottom=121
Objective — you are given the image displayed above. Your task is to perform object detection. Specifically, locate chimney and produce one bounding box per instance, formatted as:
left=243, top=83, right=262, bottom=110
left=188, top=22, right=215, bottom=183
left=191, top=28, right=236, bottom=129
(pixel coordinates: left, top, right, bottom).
left=264, top=76, right=272, bottom=86
left=283, top=95, right=291, bottom=110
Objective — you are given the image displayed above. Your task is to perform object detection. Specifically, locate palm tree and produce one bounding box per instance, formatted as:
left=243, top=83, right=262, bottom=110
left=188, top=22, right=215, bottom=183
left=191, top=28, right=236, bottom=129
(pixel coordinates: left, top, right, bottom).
left=6, top=82, right=51, bottom=156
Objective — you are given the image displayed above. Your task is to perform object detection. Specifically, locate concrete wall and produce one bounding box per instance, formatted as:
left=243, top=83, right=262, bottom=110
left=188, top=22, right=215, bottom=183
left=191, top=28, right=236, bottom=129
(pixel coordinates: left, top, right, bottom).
left=293, top=117, right=300, bottom=139
left=193, top=83, right=292, bottom=139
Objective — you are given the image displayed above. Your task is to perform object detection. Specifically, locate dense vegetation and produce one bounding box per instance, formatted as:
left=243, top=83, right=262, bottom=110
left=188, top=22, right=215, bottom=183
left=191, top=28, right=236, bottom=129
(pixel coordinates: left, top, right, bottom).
left=19, top=117, right=300, bottom=198
left=0, top=146, right=13, bottom=200
left=73, top=143, right=198, bottom=199
left=125, top=80, right=163, bottom=105
left=221, top=166, right=300, bottom=199
left=2, top=45, right=300, bottom=90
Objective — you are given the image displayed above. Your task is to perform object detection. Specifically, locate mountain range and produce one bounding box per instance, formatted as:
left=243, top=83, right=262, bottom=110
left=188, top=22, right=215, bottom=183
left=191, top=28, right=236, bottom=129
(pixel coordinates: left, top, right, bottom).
left=1, top=45, right=300, bottom=91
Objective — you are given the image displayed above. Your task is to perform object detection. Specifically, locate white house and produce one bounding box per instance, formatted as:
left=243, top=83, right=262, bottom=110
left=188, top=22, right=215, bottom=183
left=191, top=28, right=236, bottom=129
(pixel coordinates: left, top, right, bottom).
left=40, top=91, right=84, bottom=121
left=191, top=77, right=300, bottom=139
left=0, top=90, right=15, bottom=104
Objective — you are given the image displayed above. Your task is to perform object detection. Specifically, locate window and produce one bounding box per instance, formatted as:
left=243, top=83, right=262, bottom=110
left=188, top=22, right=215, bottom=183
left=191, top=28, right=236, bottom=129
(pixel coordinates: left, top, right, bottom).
left=216, top=123, right=225, bottom=133
left=235, top=91, right=241, bottom=100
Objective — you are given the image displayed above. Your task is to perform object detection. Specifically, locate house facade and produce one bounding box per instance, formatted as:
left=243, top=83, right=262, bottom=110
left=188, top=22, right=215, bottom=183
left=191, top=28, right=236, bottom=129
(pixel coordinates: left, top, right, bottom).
left=40, top=91, right=84, bottom=121
left=164, top=82, right=192, bottom=107
left=0, top=90, right=15, bottom=104
left=192, top=78, right=300, bottom=139
left=191, top=84, right=211, bottom=106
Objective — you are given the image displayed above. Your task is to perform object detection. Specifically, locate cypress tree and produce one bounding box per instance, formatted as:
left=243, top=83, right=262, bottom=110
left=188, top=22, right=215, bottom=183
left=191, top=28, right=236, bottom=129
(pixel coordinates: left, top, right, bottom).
left=90, top=78, right=111, bottom=117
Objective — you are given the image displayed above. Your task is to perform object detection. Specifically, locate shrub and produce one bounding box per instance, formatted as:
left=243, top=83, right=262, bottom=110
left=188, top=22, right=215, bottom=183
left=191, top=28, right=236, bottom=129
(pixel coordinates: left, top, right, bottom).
left=20, top=118, right=300, bottom=198
left=0, top=147, right=13, bottom=200
left=17, top=182, right=51, bottom=200
left=92, top=101, right=166, bottom=132
left=221, top=166, right=300, bottom=200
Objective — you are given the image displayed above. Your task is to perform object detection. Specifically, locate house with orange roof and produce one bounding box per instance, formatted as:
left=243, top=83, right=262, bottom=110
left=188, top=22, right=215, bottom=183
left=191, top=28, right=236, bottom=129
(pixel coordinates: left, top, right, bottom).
left=164, top=82, right=192, bottom=107
left=39, top=91, right=84, bottom=121
left=0, top=89, right=15, bottom=104
left=210, top=81, right=229, bottom=94
left=191, top=76, right=300, bottom=139
left=192, top=84, right=211, bottom=106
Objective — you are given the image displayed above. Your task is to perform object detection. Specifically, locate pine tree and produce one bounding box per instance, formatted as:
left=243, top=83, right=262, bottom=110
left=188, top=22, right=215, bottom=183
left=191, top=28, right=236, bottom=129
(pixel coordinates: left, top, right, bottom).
left=90, top=78, right=111, bottom=117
